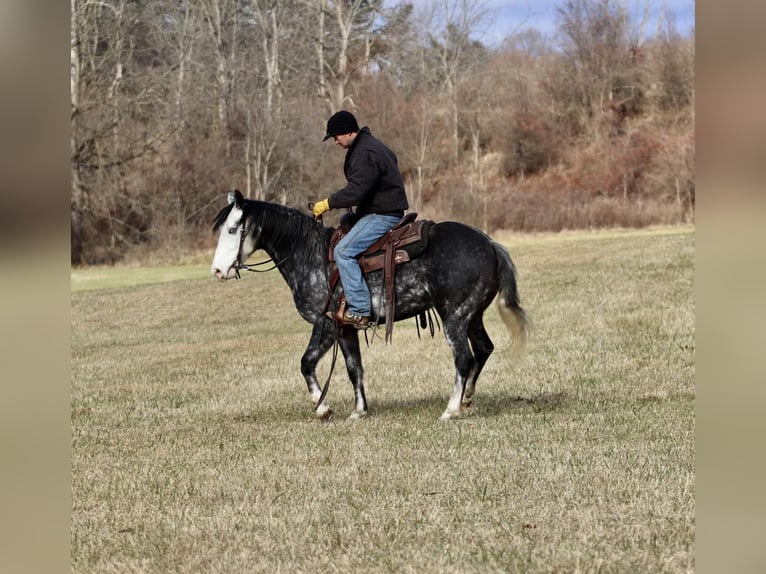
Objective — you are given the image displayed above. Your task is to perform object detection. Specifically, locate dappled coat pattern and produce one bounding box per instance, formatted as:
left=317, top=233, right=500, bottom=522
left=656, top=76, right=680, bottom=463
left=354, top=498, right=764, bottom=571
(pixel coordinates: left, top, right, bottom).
left=211, top=190, right=528, bottom=420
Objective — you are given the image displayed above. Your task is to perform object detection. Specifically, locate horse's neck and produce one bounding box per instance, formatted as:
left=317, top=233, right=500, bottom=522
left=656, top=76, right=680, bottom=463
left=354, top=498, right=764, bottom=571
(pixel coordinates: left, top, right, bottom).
left=256, top=209, right=323, bottom=265
left=254, top=207, right=329, bottom=310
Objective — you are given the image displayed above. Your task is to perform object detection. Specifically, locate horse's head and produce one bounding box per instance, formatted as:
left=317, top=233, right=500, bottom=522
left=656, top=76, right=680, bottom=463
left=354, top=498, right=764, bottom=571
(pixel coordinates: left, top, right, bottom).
left=211, top=189, right=254, bottom=281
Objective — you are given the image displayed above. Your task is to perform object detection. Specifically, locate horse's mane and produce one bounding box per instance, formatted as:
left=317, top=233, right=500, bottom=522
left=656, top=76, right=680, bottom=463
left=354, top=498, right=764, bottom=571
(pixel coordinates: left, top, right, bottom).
left=212, top=202, right=235, bottom=233
left=257, top=202, right=332, bottom=255
left=212, top=199, right=332, bottom=250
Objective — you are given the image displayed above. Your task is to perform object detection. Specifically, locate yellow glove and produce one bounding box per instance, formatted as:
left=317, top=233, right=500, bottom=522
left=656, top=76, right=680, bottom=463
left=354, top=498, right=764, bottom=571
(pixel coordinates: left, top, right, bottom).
left=313, top=198, right=330, bottom=218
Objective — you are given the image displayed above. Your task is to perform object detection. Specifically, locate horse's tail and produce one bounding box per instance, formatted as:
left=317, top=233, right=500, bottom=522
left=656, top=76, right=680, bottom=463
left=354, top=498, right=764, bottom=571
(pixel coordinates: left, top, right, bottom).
left=492, top=242, right=530, bottom=355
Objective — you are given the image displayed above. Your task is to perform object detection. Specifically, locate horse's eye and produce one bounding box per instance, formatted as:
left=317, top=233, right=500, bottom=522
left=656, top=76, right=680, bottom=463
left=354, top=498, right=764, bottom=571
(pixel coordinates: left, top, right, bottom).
left=228, top=227, right=237, bottom=235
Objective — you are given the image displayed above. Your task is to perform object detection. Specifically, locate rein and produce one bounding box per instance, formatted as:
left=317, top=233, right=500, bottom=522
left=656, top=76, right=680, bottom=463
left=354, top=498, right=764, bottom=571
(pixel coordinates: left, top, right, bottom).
left=236, top=254, right=295, bottom=275
left=231, top=207, right=340, bottom=414
left=314, top=318, right=339, bottom=413
left=314, top=210, right=340, bottom=413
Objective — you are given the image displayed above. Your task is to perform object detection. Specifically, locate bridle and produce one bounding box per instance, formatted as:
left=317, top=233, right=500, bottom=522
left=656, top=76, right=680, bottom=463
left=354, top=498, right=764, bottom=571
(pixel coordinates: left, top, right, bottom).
left=231, top=221, right=250, bottom=279
left=231, top=213, right=295, bottom=277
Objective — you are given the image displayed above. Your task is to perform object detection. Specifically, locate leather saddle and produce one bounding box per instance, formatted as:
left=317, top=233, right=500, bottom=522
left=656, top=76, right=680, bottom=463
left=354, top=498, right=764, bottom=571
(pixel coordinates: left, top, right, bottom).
left=326, top=212, right=432, bottom=342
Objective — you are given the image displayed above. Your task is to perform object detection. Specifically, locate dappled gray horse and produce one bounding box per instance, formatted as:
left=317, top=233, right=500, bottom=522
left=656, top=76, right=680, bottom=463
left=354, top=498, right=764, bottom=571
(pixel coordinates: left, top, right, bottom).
left=211, top=190, right=528, bottom=420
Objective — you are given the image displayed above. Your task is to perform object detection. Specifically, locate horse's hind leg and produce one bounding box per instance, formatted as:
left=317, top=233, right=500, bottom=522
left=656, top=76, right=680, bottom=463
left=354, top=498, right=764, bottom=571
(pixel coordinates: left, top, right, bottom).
left=441, top=320, right=476, bottom=420
left=301, top=321, right=337, bottom=418
left=462, top=316, right=495, bottom=413
left=337, top=331, right=367, bottom=419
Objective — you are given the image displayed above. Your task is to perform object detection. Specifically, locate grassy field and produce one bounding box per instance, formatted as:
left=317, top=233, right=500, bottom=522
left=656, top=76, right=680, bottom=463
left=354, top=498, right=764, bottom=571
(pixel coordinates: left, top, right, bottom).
left=71, top=225, right=695, bottom=573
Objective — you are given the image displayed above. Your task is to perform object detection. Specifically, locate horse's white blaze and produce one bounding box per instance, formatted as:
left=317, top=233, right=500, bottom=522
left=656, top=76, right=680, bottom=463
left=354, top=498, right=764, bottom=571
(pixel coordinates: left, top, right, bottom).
left=211, top=205, right=244, bottom=280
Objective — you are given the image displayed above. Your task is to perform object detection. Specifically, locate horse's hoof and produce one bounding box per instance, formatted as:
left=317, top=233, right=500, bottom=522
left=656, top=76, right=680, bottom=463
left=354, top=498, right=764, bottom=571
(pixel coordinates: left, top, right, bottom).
left=316, top=403, right=333, bottom=420
left=348, top=411, right=368, bottom=420
left=461, top=400, right=473, bottom=413
left=309, top=392, right=322, bottom=405
left=440, top=410, right=460, bottom=420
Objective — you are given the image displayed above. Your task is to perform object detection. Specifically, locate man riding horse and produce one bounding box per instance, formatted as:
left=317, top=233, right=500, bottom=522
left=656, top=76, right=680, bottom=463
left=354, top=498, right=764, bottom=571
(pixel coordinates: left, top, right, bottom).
left=312, top=110, right=409, bottom=330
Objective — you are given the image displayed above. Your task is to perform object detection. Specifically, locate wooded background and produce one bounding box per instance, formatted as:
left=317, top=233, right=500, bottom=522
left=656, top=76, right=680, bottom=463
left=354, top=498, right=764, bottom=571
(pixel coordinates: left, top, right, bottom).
left=70, top=0, right=694, bottom=264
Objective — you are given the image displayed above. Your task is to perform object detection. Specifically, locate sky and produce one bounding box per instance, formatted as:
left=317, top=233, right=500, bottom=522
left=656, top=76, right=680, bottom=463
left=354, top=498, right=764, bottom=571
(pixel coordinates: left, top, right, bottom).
left=390, top=0, right=695, bottom=47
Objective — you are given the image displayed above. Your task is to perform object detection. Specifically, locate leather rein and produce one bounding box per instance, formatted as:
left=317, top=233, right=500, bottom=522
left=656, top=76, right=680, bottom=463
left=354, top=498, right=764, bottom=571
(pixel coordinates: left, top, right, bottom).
left=232, top=209, right=339, bottom=414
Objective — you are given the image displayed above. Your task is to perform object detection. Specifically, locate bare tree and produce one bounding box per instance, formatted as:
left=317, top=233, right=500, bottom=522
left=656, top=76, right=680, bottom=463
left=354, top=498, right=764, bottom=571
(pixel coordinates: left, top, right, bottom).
left=199, top=0, right=243, bottom=155
left=242, top=1, right=288, bottom=200
left=555, top=0, right=634, bottom=138
left=71, top=0, right=135, bottom=262
left=494, top=29, right=558, bottom=180
left=164, top=1, right=200, bottom=133
left=69, top=0, right=694, bottom=261
left=426, top=0, right=490, bottom=164
left=71, top=0, right=85, bottom=263
left=655, top=7, right=694, bottom=112
left=364, top=2, right=437, bottom=213
left=313, top=0, right=381, bottom=113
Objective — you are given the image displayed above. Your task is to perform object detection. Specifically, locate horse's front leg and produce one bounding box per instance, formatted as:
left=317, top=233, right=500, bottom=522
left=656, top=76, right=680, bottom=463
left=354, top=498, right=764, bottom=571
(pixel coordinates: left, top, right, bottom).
left=301, top=320, right=337, bottom=419
left=338, top=330, right=367, bottom=419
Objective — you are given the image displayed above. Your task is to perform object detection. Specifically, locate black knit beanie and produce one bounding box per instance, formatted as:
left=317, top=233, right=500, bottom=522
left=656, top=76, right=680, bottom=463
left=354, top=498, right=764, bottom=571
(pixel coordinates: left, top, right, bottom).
left=323, top=110, right=360, bottom=141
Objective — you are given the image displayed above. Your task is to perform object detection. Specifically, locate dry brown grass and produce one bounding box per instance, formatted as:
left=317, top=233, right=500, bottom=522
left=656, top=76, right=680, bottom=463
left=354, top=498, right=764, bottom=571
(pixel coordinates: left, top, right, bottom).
left=71, top=225, right=694, bottom=572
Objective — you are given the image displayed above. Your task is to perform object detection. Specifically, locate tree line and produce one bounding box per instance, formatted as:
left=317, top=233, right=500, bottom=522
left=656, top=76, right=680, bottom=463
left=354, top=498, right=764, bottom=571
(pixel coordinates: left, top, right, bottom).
left=71, top=0, right=694, bottom=264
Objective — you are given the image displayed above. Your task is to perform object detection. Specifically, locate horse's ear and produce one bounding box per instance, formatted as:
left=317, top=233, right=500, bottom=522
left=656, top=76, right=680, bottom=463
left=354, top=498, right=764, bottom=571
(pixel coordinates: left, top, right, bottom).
left=227, top=189, right=244, bottom=207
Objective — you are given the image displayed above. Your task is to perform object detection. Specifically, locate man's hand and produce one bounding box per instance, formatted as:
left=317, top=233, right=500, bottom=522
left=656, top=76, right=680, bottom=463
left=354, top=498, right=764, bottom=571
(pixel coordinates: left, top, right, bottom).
left=312, top=198, right=330, bottom=218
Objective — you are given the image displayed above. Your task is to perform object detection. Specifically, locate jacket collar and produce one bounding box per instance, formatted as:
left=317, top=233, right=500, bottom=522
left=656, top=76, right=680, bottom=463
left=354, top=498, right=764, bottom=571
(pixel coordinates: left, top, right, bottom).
left=347, top=126, right=371, bottom=153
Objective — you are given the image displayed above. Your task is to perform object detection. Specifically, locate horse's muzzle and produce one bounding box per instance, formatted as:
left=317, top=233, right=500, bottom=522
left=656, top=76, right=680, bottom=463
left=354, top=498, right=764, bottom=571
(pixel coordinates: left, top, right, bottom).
left=213, top=266, right=239, bottom=281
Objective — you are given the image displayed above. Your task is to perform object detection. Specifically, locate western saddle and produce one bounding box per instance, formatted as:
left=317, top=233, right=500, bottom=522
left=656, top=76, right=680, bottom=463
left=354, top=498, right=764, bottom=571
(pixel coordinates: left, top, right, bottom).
left=326, top=212, right=431, bottom=342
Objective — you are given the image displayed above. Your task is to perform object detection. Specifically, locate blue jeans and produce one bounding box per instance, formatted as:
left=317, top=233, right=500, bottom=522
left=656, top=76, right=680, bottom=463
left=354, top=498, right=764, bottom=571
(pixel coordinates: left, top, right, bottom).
left=334, top=213, right=401, bottom=316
